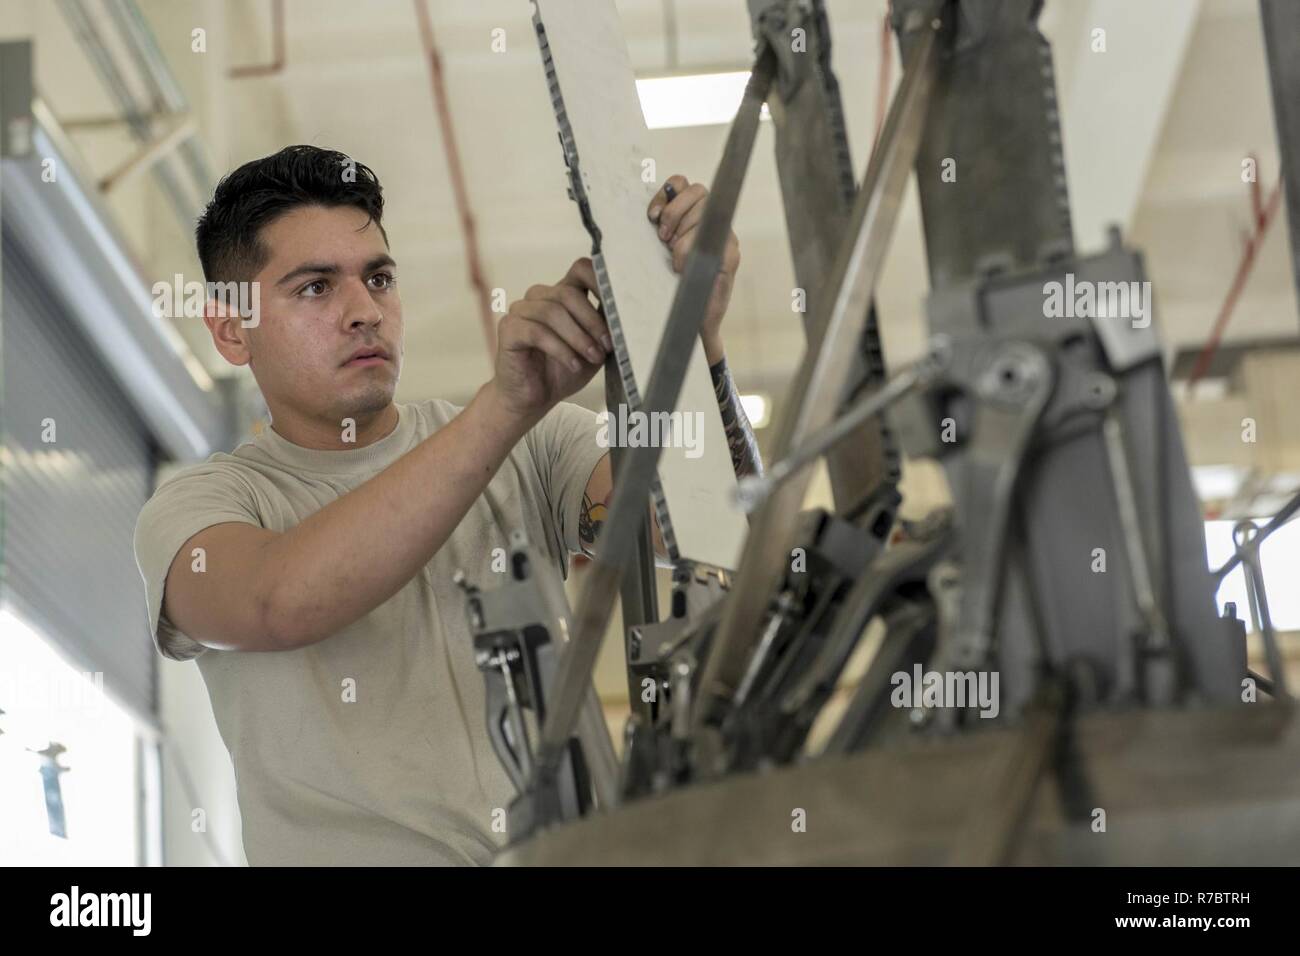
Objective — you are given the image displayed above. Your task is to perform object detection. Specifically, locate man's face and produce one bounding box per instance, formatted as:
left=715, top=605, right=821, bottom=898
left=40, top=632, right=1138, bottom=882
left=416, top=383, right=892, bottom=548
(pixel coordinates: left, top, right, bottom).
left=242, top=204, right=402, bottom=425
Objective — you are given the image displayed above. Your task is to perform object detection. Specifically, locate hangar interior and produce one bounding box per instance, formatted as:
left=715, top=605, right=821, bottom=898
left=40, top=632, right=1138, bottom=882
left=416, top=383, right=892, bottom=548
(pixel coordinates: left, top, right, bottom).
left=1, top=0, right=1298, bottom=866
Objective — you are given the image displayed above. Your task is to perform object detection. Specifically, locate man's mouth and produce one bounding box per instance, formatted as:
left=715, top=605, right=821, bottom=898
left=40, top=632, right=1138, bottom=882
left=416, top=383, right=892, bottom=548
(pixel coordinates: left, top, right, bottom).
left=343, top=346, right=390, bottom=367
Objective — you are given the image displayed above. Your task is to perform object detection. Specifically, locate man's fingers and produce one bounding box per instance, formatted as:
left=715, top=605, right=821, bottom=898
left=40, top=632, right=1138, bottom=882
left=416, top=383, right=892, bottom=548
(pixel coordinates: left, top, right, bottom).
left=526, top=258, right=597, bottom=301
left=531, top=282, right=610, bottom=352
left=560, top=256, right=600, bottom=296
left=670, top=200, right=706, bottom=243
left=670, top=230, right=696, bottom=273
left=537, top=297, right=606, bottom=364
left=556, top=260, right=612, bottom=346
left=554, top=284, right=611, bottom=350
left=648, top=174, right=691, bottom=223
left=657, top=182, right=707, bottom=240
left=502, top=308, right=586, bottom=373
left=517, top=298, right=605, bottom=366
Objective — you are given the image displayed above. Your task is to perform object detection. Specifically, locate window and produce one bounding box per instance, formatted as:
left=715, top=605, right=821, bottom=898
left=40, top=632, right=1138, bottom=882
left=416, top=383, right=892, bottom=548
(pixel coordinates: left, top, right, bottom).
left=0, top=606, right=144, bottom=865
left=1205, top=518, right=1300, bottom=631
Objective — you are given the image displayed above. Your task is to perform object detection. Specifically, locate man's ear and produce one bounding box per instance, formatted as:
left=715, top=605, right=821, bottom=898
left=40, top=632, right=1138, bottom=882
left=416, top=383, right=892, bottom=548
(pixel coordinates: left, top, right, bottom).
left=204, top=297, right=252, bottom=367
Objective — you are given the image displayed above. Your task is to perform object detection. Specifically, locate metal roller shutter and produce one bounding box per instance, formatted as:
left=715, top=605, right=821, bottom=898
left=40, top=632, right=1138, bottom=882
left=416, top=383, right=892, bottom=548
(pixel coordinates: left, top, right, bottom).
left=2, top=230, right=157, bottom=720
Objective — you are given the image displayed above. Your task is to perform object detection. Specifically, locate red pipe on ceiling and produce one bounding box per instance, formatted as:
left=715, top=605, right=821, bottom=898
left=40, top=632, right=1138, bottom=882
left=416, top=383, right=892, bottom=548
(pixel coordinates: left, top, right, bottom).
left=1187, top=156, right=1284, bottom=391
left=413, top=0, right=498, bottom=357
left=229, top=0, right=286, bottom=79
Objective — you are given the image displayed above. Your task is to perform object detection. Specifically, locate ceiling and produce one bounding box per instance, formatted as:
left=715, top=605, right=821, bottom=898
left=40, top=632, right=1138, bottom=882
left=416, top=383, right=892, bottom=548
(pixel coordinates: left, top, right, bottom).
left=5, top=0, right=1296, bottom=416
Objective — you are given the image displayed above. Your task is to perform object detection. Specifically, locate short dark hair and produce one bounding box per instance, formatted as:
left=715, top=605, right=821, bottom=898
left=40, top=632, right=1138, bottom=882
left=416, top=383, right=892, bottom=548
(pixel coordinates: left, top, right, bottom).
left=195, top=145, right=386, bottom=285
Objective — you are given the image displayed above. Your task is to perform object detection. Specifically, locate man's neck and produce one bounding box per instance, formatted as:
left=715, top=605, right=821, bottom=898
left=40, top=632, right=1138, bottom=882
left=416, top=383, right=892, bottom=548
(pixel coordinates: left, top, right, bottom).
left=268, top=402, right=401, bottom=451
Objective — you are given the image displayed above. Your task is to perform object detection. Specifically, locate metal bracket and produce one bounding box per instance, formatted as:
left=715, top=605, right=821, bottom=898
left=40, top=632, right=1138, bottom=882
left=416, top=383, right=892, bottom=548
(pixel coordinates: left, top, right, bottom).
left=455, top=530, right=618, bottom=838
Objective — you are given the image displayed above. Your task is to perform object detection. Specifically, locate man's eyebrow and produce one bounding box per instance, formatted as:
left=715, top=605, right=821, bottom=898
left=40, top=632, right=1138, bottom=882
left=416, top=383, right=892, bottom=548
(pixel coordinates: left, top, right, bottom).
left=275, top=255, right=397, bottom=288
left=276, top=261, right=337, bottom=287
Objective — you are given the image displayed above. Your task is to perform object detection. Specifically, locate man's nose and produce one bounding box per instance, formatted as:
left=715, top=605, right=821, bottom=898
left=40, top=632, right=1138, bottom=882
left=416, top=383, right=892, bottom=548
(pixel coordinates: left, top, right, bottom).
left=343, top=280, right=383, bottom=330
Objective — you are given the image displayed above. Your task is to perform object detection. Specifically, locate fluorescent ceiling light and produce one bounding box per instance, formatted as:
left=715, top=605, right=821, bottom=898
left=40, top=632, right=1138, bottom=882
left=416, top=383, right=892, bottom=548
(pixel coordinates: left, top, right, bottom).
left=636, top=72, right=771, bottom=130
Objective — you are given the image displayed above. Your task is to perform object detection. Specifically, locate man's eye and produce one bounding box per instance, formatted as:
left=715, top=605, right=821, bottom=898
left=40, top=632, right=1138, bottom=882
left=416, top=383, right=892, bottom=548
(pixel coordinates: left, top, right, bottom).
left=299, top=279, right=328, bottom=297
left=369, top=272, right=396, bottom=290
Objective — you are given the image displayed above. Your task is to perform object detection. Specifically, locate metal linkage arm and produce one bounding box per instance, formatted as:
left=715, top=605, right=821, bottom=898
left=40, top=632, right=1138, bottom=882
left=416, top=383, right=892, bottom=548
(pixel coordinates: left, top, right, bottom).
left=692, top=12, right=942, bottom=736
left=749, top=0, right=900, bottom=519
left=735, top=345, right=947, bottom=514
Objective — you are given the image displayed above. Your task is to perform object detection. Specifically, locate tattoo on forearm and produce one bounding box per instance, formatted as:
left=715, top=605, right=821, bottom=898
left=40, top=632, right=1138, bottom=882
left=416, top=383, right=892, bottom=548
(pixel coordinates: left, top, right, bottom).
left=710, top=357, right=763, bottom=479
left=578, top=491, right=609, bottom=556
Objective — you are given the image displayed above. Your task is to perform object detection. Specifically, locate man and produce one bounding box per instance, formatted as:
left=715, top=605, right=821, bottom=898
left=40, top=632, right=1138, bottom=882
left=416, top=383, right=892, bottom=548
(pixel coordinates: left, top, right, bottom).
left=133, top=145, right=761, bottom=866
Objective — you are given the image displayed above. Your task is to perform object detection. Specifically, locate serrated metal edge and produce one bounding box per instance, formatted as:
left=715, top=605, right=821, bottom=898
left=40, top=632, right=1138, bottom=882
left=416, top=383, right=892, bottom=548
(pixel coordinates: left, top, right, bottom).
left=532, top=3, right=682, bottom=563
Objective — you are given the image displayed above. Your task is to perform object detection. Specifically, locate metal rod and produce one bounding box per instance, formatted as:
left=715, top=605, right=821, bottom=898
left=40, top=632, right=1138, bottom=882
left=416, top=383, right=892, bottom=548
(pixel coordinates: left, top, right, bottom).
left=1213, top=486, right=1300, bottom=580
left=98, top=114, right=196, bottom=193
left=530, top=47, right=778, bottom=789
left=605, top=357, right=661, bottom=717
left=1247, top=667, right=1277, bottom=698
left=1233, top=520, right=1290, bottom=699
left=1103, top=413, right=1170, bottom=651
left=107, top=0, right=215, bottom=194
left=56, top=0, right=196, bottom=222
left=577, top=687, right=620, bottom=809
left=734, top=351, right=938, bottom=513
left=60, top=112, right=170, bottom=131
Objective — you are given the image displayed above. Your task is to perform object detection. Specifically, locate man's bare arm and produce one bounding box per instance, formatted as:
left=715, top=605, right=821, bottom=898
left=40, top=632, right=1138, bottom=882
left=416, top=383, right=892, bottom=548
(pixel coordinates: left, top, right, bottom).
left=165, top=257, right=617, bottom=652
left=163, top=382, right=548, bottom=652
left=578, top=453, right=668, bottom=562
left=709, top=355, right=763, bottom=479
left=578, top=354, right=762, bottom=559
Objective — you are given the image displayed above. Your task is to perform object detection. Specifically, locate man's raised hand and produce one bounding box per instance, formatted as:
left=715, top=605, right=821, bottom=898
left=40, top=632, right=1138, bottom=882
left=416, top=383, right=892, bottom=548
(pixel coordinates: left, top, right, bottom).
left=493, top=256, right=612, bottom=417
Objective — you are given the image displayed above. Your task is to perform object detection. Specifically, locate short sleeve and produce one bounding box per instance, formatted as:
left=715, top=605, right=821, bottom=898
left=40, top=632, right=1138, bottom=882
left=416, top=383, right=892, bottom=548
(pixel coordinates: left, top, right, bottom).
left=132, top=462, right=262, bottom=662
left=524, top=401, right=607, bottom=558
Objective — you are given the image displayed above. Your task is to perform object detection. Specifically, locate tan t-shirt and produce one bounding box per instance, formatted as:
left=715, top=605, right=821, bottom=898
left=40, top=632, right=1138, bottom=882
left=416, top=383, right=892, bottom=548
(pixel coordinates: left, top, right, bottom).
left=132, top=398, right=606, bottom=866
